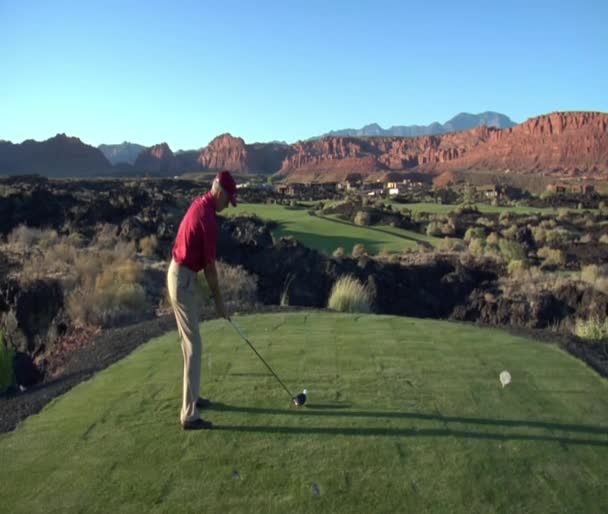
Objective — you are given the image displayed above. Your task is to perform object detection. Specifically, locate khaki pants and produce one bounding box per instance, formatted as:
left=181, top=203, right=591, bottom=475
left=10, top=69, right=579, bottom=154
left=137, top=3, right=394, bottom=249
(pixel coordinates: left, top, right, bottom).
left=167, top=259, right=203, bottom=424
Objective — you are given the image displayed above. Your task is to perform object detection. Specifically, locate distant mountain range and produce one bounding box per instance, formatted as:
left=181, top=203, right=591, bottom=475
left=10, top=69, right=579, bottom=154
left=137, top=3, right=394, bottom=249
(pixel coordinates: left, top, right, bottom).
left=316, top=112, right=517, bottom=139
left=1, top=111, right=606, bottom=182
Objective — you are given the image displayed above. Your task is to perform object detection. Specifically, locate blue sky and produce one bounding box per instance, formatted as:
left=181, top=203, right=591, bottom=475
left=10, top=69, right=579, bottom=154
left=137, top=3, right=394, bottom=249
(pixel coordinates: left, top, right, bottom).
left=1, top=0, right=606, bottom=150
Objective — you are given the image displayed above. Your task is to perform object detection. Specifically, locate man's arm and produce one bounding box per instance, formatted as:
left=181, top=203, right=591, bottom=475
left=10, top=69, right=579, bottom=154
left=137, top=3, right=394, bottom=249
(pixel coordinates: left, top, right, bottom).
left=204, top=261, right=229, bottom=320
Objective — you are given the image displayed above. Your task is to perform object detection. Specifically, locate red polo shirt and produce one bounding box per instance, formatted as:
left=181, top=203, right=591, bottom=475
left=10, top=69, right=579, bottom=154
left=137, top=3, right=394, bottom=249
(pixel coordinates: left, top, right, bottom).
left=172, top=192, right=218, bottom=272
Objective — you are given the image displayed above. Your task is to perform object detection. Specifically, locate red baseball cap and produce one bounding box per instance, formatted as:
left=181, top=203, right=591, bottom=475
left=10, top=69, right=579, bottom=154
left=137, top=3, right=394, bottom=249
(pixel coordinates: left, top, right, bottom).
left=217, top=170, right=237, bottom=206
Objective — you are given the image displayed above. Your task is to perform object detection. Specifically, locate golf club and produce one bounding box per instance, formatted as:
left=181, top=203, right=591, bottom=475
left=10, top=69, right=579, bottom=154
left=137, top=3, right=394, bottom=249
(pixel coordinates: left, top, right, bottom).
left=228, top=319, right=307, bottom=407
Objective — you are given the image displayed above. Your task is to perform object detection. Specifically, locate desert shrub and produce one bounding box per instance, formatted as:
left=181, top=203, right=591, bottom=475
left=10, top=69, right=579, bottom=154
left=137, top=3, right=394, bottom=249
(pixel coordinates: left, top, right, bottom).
left=476, top=217, right=495, bottom=229
left=600, top=234, right=608, bottom=244
left=216, top=261, right=258, bottom=306
left=468, top=238, right=485, bottom=256
left=486, top=232, right=499, bottom=247
left=501, top=224, right=518, bottom=240
left=67, top=232, right=85, bottom=248
left=537, top=246, right=566, bottom=267
left=377, top=248, right=392, bottom=260
left=531, top=226, right=547, bottom=245
left=438, top=238, right=465, bottom=252
left=414, top=242, right=433, bottom=253
left=354, top=211, right=371, bottom=226
left=139, top=235, right=158, bottom=257
left=580, top=264, right=608, bottom=294
left=66, top=256, right=149, bottom=327
left=499, top=211, right=512, bottom=225
left=332, top=247, right=345, bottom=258
left=574, top=317, right=608, bottom=341
left=546, top=228, right=575, bottom=247
left=94, top=224, right=119, bottom=250
left=579, top=233, right=593, bottom=244
left=327, top=275, right=374, bottom=313
left=581, top=264, right=601, bottom=284
left=507, top=259, right=529, bottom=275
left=426, top=220, right=456, bottom=237
left=8, top=225, right=56, bottom=247
left=464, top=227, right=485, bottom=243
left=352, top=243, right=367, bottom=258
left=0, top=331, right=15, bottom=395
left=279, top=274, right=295, bottom=307
left=540, top=219, right=557, bottom=229
left=498, top=240, right=526, bottom=261
left=112, top=241, right=137, bottom=261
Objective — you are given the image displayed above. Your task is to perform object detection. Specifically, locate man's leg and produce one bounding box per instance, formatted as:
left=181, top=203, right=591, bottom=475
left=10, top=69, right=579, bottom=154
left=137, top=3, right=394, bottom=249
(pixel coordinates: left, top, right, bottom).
left=167, top=261, right=203, bottom=424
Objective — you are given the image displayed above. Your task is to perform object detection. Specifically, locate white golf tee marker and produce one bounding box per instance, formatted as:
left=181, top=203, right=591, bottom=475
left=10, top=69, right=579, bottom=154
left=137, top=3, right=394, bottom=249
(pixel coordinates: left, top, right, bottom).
left=499, top=371, right=511, bottom=388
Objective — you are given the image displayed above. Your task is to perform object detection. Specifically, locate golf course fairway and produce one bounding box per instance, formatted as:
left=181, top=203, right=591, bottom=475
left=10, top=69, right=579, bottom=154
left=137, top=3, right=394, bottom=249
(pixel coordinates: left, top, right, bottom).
left=1, top=312, right=606, bottom=513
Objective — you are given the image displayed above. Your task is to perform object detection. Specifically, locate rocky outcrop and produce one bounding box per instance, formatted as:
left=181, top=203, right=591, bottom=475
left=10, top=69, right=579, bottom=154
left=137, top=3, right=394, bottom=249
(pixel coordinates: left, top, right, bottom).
left=278, top=128, right=492, bottom=181
left=134, top=143, right=178, bottom=175
left=279, top=112, right=608, bottom=181
left=197, top=133, right=293, bottom=174
left=0, top=134, right=113, bottom=177
left=434, top=111, right=608, bottom=177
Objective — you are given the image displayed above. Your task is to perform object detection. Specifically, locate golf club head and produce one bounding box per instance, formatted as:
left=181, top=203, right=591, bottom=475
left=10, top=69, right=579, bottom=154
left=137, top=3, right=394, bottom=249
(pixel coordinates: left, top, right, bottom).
left=293, top=391, right=307, bottom=407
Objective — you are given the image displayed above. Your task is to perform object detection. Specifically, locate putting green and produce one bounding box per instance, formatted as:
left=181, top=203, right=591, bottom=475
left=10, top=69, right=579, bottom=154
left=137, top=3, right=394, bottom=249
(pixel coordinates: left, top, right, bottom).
left=1, top=312, right=607, bottom=513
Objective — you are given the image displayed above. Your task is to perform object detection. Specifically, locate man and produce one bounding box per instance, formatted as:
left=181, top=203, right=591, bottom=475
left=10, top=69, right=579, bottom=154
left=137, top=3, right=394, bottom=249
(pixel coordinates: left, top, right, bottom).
left=167, top=170, right=237, bottom=430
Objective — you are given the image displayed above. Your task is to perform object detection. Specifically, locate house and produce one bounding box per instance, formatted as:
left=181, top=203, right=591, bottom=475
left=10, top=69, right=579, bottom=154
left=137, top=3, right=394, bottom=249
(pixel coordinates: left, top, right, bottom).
left=475, top=185, right=500, bottom=199
left=546, top=182, right=595, bottom=195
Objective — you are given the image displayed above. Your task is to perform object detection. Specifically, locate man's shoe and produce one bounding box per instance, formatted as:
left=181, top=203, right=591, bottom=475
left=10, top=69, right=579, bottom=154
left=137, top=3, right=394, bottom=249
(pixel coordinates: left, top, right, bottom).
left=196, top=397, right=211, bottom=408
left=182, top=418, right=213, bottom=430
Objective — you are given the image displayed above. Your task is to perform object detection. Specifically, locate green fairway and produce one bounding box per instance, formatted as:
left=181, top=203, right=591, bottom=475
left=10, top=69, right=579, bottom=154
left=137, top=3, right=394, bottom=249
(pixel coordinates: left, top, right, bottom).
left=226, top=203, right=440, bottom=254
left=1, top=312, right=607, bottom=514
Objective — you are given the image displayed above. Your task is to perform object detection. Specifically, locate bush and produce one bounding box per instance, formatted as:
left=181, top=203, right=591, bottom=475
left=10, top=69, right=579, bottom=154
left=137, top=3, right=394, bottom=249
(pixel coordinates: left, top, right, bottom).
left=354, top=211, right=371, bottom=226
left=464, top=227, right=485, bottom=243
left=581, top=264, right=601, bottom=284
left=498, top=240, right=526, bottom=261
left=0, top=331, right=15, bottom=395
left=426, top=220, right=456, bottom=237
left=579, top=234, right=593, bottom=244
left=537, top=246, right=566, bottom=267
left=468, top=238, right=485, bottom=256
left=546, top=228, right=575, bottom=247
left=501, top=224, right=518, bottom=240
left=139, top=235, right=158, bottom=257
left=7, top=225, right=61, bottom=248
left=580, top=264, right=608, bottom=295
left=507, top=259, right=529, bottom=275
left=327, top=275, right=374, bottom=313
left=352, top=243, right=367, bottom=258
left=574, top=317, right=608, bottom=340
left=531, top=226, right=547, bottom=246
left=196, top=261, right=258, bottom=308
left=486, top=232, right=499, bottom=247
left=476, top=217, right=495, bottom=229
left=66, top=256, right=149, bottom=327
left=438, top=238, right=465, bottom=252
left=332, top=247, right=345, bottom=258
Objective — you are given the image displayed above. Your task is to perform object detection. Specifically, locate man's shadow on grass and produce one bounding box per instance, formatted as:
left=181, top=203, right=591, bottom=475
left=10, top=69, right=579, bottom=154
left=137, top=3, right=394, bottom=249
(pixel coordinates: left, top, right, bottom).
left=207, top=402, right=608, bottom=448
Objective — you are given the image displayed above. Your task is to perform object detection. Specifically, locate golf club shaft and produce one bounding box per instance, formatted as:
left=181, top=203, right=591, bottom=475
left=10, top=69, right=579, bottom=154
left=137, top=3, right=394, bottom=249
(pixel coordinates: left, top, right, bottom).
left=228, top=320, right=294, bottom=399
